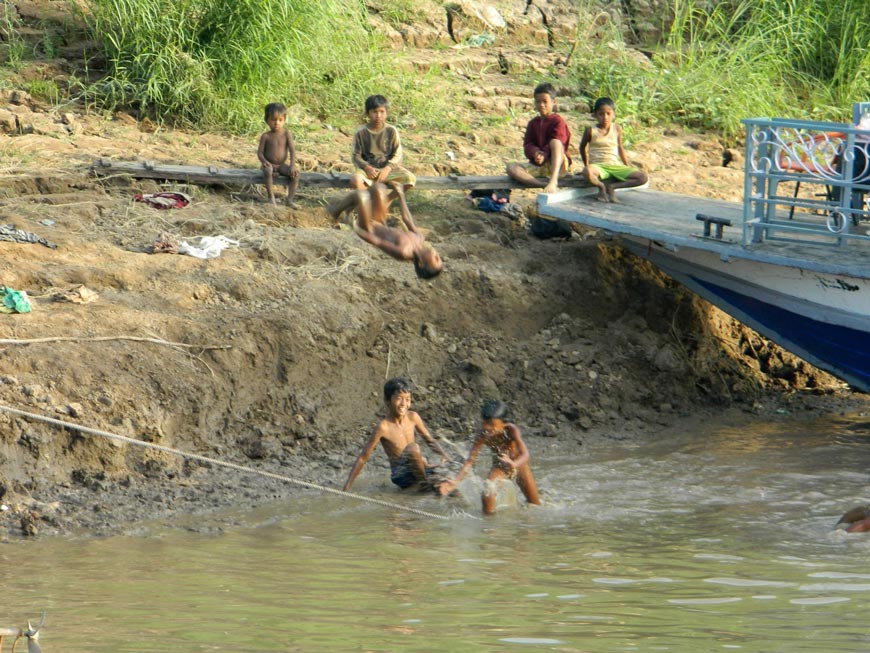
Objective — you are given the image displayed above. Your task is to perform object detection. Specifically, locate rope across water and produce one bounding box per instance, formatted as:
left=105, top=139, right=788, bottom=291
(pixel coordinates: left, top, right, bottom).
left=0, top=403, right=470, bottom=522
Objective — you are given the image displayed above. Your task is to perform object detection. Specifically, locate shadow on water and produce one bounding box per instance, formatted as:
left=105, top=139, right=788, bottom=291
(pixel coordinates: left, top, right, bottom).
left=6, top=412, right=870, bottom=651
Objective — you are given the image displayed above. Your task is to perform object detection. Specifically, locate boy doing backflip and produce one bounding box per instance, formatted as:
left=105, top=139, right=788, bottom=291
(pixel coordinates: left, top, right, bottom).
left=578, top=97, right=647, bottom=203
left=344, top=378, right=451, bottom=492
left=438, top=400, right=540, bottom=515
left=257, top=103, right=299, bottom=206
left=328, top=182, right=443, bottom=279
left=506, top=82, right=571, bottom=194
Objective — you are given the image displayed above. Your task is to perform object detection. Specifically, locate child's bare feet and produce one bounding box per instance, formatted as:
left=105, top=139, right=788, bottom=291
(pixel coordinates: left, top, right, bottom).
left=606, top=186, right=619, bottom=203
left=596, top=190, right=609, bottom=203
left=543, top=182, right=558, bottom=194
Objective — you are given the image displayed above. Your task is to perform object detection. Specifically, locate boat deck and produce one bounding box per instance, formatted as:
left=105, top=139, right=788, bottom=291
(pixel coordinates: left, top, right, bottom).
left=538, top=188, right=870, bottom=280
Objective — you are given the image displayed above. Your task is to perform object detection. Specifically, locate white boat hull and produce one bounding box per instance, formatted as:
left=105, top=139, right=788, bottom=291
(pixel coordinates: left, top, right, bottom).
left=537, top=187, right=870, bottom=392
left=619, top=236, right=870, bottom=390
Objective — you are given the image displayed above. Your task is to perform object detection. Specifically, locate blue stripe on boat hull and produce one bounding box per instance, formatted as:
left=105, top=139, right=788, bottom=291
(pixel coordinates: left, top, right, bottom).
left=690, top=276, right=870, bottom=391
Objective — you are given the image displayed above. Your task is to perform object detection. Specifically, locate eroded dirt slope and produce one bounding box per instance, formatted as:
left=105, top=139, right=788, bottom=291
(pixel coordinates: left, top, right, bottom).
left=0, top=0, right=863, bottom=538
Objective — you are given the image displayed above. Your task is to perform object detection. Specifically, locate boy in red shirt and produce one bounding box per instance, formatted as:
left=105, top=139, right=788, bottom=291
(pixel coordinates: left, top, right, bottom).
left=506, top=82, right=571, bottom=194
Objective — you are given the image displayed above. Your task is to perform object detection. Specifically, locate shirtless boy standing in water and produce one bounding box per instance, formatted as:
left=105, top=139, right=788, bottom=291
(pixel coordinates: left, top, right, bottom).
left=344, top=378, right=450, bottom=492
left=438, top=400, right=540, bottom=514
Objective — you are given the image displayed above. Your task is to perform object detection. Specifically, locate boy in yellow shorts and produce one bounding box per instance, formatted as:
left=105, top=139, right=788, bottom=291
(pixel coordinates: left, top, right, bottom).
left=578, top=97, right=648, bottom=202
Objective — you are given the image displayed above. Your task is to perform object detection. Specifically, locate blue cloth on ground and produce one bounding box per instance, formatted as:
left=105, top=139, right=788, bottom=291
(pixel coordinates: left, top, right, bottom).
left=477, top=197, right=505, bottom=212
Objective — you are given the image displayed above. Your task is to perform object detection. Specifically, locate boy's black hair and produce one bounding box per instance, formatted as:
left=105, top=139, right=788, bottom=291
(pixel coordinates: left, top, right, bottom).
left=533, top=82, right=556, bottom=98
left=384, top=377, right=412, bottom=401
left=593, top=97, right=615, bottom=113
left=413, top=253, right=443, bottom=280
left=264, top=102, right=287, bottom=120
left=481, top=399, right=508, bottom=420
left=364, top=94, right=389, bottom=113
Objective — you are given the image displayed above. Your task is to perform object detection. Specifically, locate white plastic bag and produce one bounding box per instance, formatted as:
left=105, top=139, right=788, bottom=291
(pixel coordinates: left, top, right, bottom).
left=177, top=235, right=240, bottom=259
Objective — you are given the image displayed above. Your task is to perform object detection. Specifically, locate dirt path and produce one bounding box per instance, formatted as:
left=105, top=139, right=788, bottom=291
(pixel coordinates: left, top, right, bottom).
left=0, top=0, right=866, bottom=538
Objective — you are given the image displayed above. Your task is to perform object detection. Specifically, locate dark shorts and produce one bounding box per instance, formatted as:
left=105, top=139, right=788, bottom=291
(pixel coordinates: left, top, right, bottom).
left=491, top=456, right=518, bottom=480
left=390, top=449, right=459, bottom=490
left=390, top=448, right=432, bottom=489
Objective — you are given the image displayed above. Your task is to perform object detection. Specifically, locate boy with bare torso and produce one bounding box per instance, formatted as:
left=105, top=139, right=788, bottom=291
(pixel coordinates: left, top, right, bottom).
left=328, top=182, right=443, bottom=279
left=344, top=378, right=450, bottom=492
left=438, top=400, right=540, bottom=514
left=257, top=102, right=299, bottom=206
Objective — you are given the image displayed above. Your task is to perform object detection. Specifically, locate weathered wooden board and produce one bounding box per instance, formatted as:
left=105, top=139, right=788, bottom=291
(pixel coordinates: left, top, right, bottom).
left=91, top=158, right=594, bottom=191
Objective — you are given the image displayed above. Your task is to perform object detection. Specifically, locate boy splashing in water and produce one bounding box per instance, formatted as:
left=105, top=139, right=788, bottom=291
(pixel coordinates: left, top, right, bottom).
left=438, top=400, right=541, bottom=514
left=344, top=378, right=451, bottom=492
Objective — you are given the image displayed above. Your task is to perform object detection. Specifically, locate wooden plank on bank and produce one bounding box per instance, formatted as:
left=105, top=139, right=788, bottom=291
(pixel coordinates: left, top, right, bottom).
left=91, top=159, right=594, bottom=191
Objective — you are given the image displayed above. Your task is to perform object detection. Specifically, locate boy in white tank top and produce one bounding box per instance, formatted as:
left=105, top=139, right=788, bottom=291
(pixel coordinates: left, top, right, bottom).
left=579, top=97, right=648, bottom=202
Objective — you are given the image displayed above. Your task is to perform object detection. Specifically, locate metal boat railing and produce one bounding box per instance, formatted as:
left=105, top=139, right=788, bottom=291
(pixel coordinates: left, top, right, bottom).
left=742, top=104, right=870, bottom=247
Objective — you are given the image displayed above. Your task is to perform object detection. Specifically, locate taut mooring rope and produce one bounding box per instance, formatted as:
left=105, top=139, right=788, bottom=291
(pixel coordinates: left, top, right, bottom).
left=0, top=403, right=471, bottom=521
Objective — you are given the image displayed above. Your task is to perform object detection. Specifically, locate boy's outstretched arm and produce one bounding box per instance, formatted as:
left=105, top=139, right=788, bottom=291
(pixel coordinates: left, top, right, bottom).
left=343, top=429, right=382, bottom=491
left=437, top=438, right=485, bottom=495
left=392, top=185, right=419, bottom=234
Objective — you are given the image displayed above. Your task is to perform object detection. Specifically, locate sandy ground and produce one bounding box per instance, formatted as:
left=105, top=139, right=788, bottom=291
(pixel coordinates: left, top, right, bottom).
left=0, top=0, right=867, bottom=538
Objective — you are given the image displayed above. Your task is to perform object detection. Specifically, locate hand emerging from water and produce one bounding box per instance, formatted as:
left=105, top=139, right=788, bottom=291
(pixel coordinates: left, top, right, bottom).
left=437, top=479, right=456, bottom=496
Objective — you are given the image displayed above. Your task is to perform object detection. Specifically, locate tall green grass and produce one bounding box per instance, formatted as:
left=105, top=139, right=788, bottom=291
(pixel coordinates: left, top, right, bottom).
left=569, top=0, right=870, bottom=139
left=1, top=0, right=26, bottom=68
left=76, top=0, right=389, bottom=132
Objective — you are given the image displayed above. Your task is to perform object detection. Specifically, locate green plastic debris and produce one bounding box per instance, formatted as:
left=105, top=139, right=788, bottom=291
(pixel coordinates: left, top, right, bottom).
left=0, top=287, right=32, bottom=313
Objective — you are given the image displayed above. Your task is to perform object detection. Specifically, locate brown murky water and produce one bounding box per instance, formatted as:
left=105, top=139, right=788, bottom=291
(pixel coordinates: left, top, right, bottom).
left=6, top=413, right=870, bottom=652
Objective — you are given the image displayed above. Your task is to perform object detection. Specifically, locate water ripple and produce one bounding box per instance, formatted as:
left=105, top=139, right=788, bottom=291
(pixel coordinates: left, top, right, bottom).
left=704, top=578, right=794, bottom=587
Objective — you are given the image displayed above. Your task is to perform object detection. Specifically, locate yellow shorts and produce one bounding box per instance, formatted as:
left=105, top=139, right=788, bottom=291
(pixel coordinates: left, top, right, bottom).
left=525, top=158, right=571, bottom=179
left=357, top=165, right=417, bottom=188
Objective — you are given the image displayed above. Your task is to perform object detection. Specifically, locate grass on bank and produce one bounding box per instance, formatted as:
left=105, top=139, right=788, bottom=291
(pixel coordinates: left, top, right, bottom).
left=72, top=0, right=459, bottom=134
left=567, top=0, right=870, bottom=140
left=2, top=0, right=869, bottom=141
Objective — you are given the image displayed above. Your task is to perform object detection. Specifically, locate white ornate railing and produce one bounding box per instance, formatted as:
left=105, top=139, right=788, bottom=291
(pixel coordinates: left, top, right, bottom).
left=742, top=115, right=870, bottom=246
